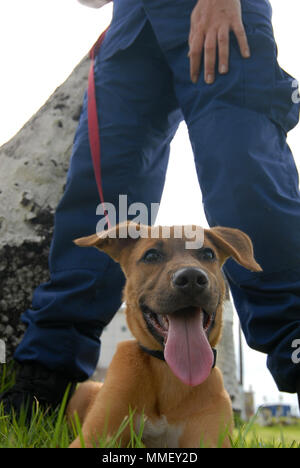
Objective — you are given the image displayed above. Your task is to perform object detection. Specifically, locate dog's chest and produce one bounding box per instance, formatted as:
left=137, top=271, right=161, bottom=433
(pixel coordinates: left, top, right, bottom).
left=135, top=415, right=183, bottom=448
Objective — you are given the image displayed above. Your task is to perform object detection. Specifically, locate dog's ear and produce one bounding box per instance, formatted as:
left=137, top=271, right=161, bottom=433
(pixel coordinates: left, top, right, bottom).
left=205, top=226, right=262, bottom=272
left=73, top=221, right=148, bottom=263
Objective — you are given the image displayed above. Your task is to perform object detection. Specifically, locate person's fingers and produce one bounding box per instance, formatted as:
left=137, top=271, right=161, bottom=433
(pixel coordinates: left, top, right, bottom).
left=189, top=16, right=250, bottom=84
left=232, top=21, right=251, bottom=58
left=189, top=30, right=205, bottom=83
left=218, top=26, right=229, bottom=74
left=204, top=32, right=217, bottom=84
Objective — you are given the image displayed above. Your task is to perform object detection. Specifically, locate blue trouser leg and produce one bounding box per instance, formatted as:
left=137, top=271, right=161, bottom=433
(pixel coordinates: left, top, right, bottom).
left=164, top=10, right=300, bottom=392
left=14, top=22, right=182, bottom=381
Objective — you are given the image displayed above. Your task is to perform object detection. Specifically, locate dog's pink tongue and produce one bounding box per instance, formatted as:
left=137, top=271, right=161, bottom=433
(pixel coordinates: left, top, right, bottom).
left=164, top=310, right=214, bottom=386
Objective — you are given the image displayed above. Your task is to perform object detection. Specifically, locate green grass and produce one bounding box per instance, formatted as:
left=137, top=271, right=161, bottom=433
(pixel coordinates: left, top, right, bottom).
left=1, top=364, right=300, bottom=448
left=233, top=417, right=300, bottom=448
left=0, top=363, right=146, bottom=448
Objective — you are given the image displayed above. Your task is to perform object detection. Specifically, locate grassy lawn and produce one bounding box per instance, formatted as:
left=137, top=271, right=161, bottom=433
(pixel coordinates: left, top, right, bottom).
left=1, top=364, right=300, bottom=448
left=233, top=422, right=300, bottom=448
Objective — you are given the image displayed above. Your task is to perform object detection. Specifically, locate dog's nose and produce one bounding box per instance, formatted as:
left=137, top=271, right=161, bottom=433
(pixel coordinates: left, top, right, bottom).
left=172, top=268, right=209, bottom=293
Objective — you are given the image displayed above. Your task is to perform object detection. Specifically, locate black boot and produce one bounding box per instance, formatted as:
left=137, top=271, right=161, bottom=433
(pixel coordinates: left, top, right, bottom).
left=0, top=361, right=76, bottom=422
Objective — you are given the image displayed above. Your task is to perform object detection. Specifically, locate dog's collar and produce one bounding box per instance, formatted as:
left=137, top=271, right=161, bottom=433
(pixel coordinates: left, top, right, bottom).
left=139, top=344, right=166, bottom=361
left=139, top=344, right=217, bottom=368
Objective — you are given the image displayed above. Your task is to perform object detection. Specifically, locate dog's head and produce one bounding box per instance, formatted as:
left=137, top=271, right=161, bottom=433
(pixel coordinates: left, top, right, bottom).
left=74, top=223, right=261, bottom=386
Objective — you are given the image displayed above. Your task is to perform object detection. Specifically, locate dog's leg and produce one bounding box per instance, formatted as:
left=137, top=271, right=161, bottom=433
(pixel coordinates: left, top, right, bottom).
left=179, top=397, right=233, bottom=448
left=67, top=381, right=103, bottom=426
left=69, top=388, right=132, bottom=447
left=68, top=341, right=149, bottom=448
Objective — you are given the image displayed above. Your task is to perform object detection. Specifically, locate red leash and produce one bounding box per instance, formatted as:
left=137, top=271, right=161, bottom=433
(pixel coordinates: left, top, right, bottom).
left=88, top=28, right=111, bottom=228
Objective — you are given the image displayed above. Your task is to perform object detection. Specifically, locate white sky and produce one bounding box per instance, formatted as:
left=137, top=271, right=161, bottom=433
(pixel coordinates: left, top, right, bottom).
left=0, top=0, right=299, bottom=412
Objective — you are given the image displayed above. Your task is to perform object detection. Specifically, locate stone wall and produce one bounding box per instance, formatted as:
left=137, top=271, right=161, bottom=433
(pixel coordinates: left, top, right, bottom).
left=0, top=57, right=90, bottom=361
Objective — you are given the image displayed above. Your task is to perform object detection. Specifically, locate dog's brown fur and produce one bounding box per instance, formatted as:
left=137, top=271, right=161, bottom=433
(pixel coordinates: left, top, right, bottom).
left=67, top=223, right=262, bottom=448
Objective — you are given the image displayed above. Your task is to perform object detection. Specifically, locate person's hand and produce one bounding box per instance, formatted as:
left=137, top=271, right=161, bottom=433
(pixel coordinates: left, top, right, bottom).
left=189, top=0, right=251, bottom=84
left=77, top=0, right=111, bottom=8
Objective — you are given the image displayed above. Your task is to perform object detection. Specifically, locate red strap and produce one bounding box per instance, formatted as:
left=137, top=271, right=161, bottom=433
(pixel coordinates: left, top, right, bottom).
left=88, top=28, right=111, bottom=228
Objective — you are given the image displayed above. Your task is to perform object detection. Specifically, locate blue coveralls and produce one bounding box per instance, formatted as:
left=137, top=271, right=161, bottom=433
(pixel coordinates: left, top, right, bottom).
left=15, top=0, right=300, bottom=393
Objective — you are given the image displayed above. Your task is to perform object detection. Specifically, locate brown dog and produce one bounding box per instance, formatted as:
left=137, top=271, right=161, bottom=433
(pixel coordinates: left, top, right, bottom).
left=67, top=223, right=262, bottom=448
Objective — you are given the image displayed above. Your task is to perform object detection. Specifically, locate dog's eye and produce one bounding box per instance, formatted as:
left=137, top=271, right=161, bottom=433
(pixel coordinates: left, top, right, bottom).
left=141, top=249, right=164, bottom=263
left=200, top=248, right=216, bottom=261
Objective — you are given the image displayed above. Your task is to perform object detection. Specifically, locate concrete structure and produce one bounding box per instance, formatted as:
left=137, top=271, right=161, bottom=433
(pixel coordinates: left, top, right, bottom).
left=0, top=57, right=90, bottom=361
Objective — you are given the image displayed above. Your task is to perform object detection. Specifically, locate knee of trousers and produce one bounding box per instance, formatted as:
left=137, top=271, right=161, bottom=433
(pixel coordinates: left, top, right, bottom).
left=189, top=109, right=300, bottom=273
left=226, top=265, right=300, bottom=393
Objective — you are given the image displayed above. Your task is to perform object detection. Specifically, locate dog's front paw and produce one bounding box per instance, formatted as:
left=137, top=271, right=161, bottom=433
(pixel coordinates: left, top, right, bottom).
left=69, top=437, right=94, bottom=448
